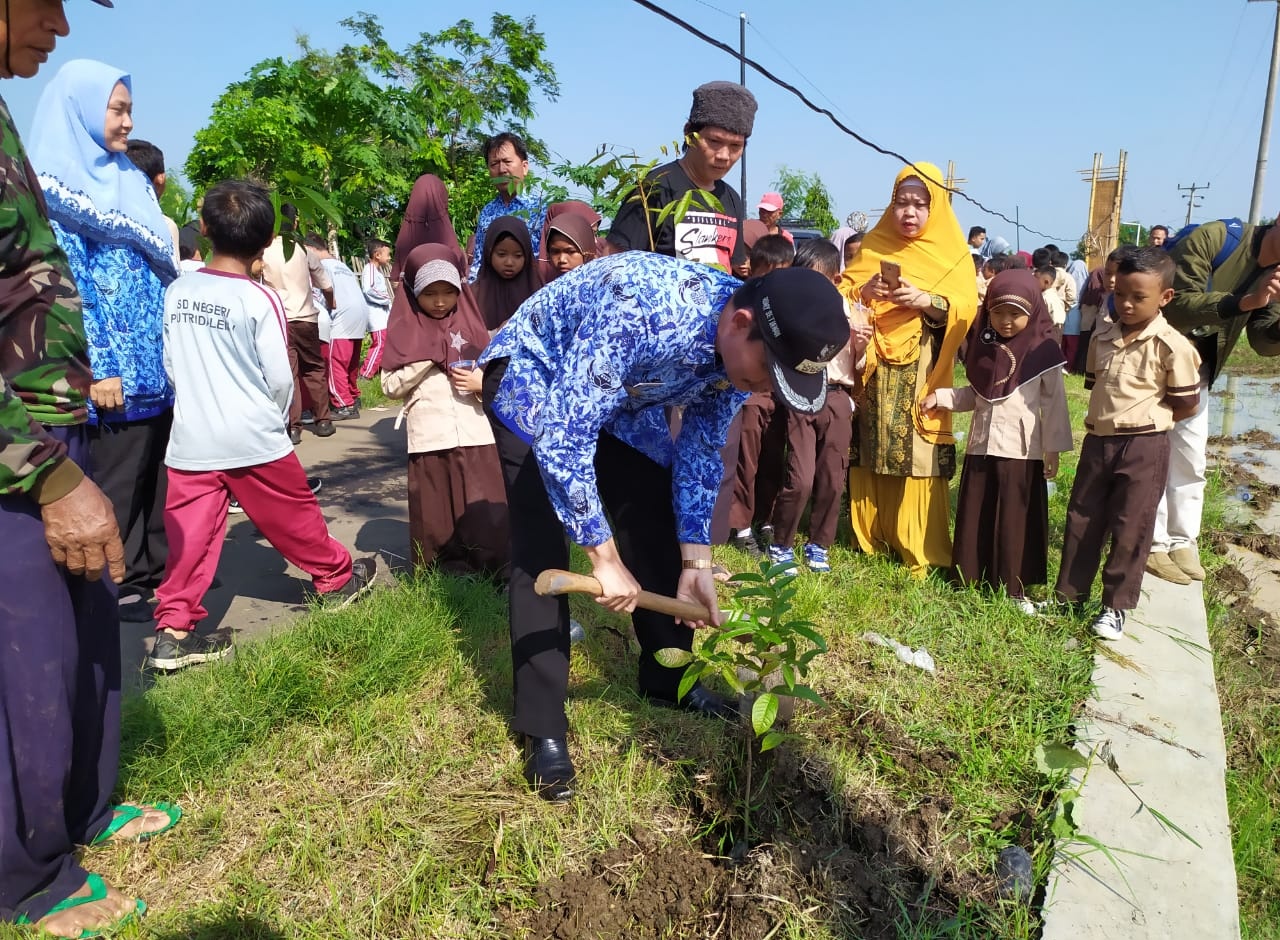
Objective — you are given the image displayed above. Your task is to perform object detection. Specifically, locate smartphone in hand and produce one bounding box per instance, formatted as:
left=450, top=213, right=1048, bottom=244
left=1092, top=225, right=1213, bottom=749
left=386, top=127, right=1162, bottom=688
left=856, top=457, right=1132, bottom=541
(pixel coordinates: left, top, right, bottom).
left=880, top=260, right=902, bottom=291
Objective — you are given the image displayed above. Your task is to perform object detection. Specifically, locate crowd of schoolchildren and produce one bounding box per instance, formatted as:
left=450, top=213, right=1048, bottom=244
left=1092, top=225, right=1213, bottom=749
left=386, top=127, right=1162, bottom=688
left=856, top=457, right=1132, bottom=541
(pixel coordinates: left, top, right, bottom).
left=16, top=55, right=1206, bottom=685
left=141, top=163, right=1199, bottom=666
left=161, top=166, right=1195, bottom=651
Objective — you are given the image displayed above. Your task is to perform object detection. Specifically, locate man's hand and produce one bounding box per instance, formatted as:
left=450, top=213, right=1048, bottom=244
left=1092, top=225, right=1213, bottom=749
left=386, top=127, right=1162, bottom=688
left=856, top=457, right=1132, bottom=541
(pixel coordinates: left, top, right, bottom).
left=584, top=539, right=641, bottom=614
left=89, top=377, right=124, bottom=411
left=1241, top=269, right=1280, bottom=312
left=1043, top=453, right=1060, bottom=479
left=41, top=477, right=125, bottom=582
left=675, top=567, right=721, bottom=629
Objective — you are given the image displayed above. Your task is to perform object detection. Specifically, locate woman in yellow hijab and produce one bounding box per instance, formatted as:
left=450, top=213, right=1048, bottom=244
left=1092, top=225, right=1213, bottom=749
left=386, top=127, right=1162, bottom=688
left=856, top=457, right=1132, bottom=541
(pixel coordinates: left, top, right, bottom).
left=839, top=163, right=978, bottom=576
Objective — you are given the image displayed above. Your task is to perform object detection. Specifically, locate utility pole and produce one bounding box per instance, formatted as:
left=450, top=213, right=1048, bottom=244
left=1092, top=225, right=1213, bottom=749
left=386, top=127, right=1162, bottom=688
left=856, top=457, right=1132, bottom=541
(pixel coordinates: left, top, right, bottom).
left=1248, top=0, right=1280, bottom=224
left=1015, top=205, right=1021, bottom=252
left=1179, top=182, right=1209, bottom=226
left=739, top=12, right=748, bottom=211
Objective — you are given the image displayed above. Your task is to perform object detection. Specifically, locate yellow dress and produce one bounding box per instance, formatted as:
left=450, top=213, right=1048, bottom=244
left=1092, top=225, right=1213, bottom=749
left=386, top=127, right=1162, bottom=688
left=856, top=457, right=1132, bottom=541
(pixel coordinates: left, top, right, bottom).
left=840, top=163, right=977, bottom=577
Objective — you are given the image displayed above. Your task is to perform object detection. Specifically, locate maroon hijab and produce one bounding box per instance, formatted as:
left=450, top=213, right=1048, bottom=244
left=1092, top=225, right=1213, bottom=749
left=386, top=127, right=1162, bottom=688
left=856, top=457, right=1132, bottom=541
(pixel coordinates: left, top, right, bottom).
left=473, top=215, right=543, bottom=331
left=963, top=269, right=1066, bottom=401
left=1079, top=266, right=1107, bottom=307
left=383, top=244, right=489, bottom=372
left=541, top=212, right=598, bottom=283
left=537, top=201, right=601, bottom=261
left=393, top=174, right=460, bottom=282
left=742, top=219, right=769, bottom=249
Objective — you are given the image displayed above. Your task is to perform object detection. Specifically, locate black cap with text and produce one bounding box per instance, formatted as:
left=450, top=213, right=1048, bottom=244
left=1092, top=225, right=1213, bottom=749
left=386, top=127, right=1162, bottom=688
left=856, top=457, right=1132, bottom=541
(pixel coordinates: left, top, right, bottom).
left=744, top=267, right=850, bottom=414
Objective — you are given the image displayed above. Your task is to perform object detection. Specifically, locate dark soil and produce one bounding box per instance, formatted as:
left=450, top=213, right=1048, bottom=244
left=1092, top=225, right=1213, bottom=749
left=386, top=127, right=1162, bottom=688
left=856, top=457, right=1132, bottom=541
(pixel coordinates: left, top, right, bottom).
left=1212, top=459, right=1280, bottom=513
left=1208, top=526, right=1280, bottom=559
left=1208, top=428, right=1279, bottom=450
left=510, top=739, right=1030, bottom=940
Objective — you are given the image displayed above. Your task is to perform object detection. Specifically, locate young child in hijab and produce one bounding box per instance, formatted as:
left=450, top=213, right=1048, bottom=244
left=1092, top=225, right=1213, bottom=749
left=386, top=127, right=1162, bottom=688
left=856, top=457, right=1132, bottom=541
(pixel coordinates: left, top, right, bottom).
left=543, top=214, right=598, bottom=281
left=473, top=215, right=542, bottom=334
left=922, top=269, right=1073, bottom=613
left=381, top=244, right=508, bottom=576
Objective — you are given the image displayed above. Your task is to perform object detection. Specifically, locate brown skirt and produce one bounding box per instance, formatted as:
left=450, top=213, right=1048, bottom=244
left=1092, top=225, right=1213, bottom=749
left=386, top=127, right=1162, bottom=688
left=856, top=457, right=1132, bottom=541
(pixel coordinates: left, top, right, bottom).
left=408, top=444, right=509, bottom=578
left=951, top=454, right=1048, bottom=597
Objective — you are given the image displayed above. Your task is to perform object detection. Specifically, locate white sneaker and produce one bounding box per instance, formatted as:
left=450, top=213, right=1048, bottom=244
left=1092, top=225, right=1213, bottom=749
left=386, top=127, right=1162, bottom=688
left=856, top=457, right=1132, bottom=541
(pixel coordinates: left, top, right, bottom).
left=1090, top=607, right=1126, bottom=641
left=1013, top=597, right=1039, bottom=616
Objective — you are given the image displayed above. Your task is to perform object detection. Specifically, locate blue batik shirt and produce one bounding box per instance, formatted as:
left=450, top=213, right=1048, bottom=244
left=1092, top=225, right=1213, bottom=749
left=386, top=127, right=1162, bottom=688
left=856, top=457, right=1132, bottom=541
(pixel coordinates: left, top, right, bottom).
left=480, top=253, right=749, bottom=547
left=469, top=190, right=549, bottom=280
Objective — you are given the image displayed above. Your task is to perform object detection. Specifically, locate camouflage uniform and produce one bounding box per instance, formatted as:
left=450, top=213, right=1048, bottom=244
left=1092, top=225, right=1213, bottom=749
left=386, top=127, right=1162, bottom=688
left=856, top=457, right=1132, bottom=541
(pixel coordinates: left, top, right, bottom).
left=0, top=96, right=92, bottom=502
left=0, top=94, right=122, bottom=926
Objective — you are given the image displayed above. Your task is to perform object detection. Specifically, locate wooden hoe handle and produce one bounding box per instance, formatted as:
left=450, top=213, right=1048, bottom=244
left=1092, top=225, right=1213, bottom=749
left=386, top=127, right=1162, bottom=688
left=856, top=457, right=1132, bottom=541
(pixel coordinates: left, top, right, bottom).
left=533, top=568, right=715, bottom=623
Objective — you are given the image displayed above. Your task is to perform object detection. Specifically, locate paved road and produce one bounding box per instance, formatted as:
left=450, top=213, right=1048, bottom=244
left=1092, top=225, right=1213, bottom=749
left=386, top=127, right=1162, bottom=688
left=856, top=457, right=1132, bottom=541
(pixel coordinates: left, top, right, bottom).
left=120, top=406, right=410, bottom=680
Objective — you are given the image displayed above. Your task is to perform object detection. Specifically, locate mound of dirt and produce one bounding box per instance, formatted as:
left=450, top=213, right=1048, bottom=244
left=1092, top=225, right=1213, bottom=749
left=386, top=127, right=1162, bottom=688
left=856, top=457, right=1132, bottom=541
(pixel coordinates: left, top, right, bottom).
left=511, top=743, right=1027, bottom=939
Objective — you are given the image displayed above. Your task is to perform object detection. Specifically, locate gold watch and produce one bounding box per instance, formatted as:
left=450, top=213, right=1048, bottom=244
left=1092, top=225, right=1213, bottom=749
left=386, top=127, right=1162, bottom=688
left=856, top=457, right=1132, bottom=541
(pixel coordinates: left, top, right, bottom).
left=681, top=558, right=714, bottom=570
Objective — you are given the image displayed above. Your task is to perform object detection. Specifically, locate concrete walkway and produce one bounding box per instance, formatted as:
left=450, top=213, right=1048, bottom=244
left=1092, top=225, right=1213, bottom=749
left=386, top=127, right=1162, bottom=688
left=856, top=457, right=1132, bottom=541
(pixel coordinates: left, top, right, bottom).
left=1041, top=573, right=1240, bottom=939
left=119, top=405, right=410, bottom=680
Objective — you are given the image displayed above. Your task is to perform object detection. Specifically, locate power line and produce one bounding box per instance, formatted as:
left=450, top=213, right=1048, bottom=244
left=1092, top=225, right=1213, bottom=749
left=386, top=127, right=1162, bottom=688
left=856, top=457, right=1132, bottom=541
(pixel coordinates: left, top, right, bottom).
left=746, top=22, right=849, bottom=128
left=628, top=0, right=1072, bottom=243
left=1185, top=4, right=1250, bottom=170
left=685, top=0, right=737, bottom=19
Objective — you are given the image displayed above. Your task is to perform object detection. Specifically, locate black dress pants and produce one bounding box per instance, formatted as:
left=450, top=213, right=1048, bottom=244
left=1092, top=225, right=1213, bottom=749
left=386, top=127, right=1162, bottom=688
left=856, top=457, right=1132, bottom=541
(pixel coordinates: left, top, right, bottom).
left=89, top=410, right=172, bottom=595
left=484, top=361, right=690, bottom=738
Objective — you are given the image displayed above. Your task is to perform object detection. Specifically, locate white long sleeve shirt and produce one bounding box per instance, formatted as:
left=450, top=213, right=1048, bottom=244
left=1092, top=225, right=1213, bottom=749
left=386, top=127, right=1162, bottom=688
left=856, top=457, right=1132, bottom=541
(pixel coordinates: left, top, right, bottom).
left=361, top=261, right=392, bottom=332
left=162, top=269, right=295, bottom=471
left=323, top=258, right=371, bottom=340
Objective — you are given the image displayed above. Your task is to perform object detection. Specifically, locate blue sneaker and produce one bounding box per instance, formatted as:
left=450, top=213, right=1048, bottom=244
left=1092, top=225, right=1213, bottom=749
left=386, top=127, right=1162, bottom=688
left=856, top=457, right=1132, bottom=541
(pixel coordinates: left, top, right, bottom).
left=803, top=543, right=831, bottom=573
left=766, top=544, right=797, bottom=572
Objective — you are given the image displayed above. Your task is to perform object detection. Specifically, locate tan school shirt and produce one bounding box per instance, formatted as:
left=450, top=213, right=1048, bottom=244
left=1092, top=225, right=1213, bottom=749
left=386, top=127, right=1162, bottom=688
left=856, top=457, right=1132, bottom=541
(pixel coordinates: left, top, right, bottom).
left=824, top=298, right=868, bottom=388
left=1084, top=312, right=1202, bottom=435
left=381, top=361, right=495, bottom=454
left=933, top=366, right=1074, bottom=461
left=261, top=238, right=333, bottom=323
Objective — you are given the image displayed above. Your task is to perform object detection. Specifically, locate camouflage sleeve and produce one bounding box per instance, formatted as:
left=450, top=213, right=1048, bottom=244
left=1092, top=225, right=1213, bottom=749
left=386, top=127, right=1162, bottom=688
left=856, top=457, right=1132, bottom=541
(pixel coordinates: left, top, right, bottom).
left=0, top=376, right=82, bottom=502
left=0, top=95, right=91, bottom=501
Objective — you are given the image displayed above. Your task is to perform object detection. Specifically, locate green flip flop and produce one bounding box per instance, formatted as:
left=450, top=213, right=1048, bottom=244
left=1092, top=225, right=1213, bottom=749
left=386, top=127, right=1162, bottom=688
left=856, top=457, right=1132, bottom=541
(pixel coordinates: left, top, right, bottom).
left=16, top=873, right=146, bottom=938
left=89, top=802, right=182, bottom=846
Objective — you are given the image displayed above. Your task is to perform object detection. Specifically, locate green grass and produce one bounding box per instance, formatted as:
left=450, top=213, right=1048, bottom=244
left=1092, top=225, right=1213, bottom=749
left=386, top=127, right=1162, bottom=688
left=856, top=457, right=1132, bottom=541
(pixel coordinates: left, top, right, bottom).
left=1202, top=464, right=1280, bottom=940
left=1222, top=341, right=1280, bottom=377
left=41, top=564, right=1091, bottom=939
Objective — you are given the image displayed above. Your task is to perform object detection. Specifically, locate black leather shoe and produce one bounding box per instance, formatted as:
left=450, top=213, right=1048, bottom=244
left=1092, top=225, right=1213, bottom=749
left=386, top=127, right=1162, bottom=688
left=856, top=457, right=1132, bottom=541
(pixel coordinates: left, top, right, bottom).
left=289, top=426, right=303, bottom=445
left=313, top=419, right=336, bottom=437
left=644, top=683, right=739, bottom=721
left=523, top=736, right=575, bottom=802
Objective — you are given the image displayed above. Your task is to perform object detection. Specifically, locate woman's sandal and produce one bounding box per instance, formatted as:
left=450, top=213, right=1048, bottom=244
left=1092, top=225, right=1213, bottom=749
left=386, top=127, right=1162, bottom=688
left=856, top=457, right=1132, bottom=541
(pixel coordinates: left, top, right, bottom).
left=711, top=563, right=733, bottom=584
left=89, top=802, right=182, bottom=847
left=15, top=873, right=145, bottom=938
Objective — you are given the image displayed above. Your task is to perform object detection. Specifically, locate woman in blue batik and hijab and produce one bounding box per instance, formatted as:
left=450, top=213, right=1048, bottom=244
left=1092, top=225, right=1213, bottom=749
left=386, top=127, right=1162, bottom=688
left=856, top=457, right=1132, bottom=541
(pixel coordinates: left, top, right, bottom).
left=30, top=59, right=178, bottom=623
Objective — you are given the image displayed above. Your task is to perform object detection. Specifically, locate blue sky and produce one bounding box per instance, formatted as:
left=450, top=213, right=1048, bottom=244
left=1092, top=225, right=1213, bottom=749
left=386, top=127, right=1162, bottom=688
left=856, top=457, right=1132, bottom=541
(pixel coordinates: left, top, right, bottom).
left=6, top=0, right=1274, bottom=246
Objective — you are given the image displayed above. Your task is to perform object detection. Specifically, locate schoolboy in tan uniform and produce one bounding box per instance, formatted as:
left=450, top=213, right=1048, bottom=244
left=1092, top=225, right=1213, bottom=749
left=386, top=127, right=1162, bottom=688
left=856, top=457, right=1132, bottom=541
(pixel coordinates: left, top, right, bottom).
left=1055, top=248, right=1201, bottom=640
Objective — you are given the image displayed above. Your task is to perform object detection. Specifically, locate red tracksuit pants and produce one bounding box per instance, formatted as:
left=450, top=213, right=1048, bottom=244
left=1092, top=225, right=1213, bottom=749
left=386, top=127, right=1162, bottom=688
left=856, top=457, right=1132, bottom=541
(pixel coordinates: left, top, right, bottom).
left=153, top=452, right=352, bottom=631
left=328, top=338, right=361, bottom=408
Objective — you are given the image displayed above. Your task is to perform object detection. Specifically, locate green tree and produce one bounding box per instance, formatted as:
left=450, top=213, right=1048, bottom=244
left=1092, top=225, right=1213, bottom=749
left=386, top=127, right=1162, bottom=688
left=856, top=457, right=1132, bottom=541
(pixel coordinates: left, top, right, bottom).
left=185, top=13, right=559, bottom=253
left=771, top=165, right=839, bottom=237
left=158, top=169, right=195, bottom=227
